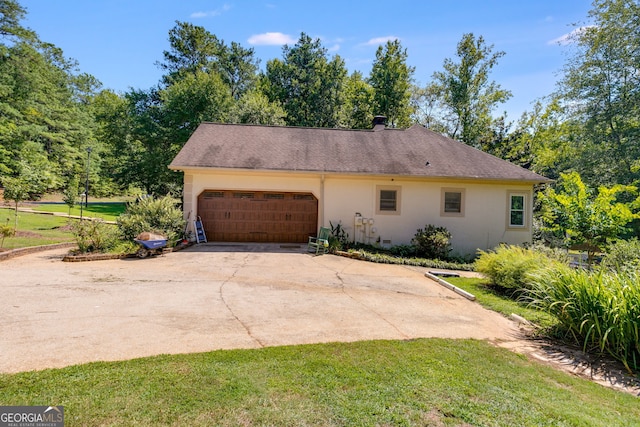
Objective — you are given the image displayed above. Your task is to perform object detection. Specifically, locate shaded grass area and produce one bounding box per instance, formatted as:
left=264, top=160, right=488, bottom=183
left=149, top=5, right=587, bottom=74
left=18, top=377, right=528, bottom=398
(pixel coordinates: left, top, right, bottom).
left=30, top=203, right=126, bottom=222
left=0, top=208, right=74, bottom=250
left=1, top=339, right=637, bottom=426
left=446, top=277, right=557, bottom=329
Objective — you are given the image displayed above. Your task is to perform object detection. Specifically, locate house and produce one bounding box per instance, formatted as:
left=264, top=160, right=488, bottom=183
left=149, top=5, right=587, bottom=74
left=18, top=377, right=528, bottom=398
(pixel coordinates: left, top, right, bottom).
left=169, top=118, right=550, bottom=257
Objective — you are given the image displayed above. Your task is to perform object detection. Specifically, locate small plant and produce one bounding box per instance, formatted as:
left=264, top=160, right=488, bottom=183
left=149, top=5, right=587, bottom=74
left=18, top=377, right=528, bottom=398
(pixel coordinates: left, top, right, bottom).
left=62, top=176, right=79, bottom=215
left=412, top=224, right=451, bottom=260
left=117, top=195, right=185, bottom=245
left=329, top=221, right=350, bottom=252
left=0, top=218, right=14, bottom=248
left=71, top=219, right=120, bottom=253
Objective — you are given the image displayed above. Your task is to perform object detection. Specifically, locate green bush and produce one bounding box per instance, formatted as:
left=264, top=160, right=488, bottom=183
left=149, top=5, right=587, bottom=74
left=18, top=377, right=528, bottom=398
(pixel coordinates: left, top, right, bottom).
left=601, top=239, right=640, bottom=273
left=475, top=245, right=564, bottom=292
left=528, top=267, right=640, bottom=373
left=412, top=225, right=451, bottom=260
left=71, top=219, right=120, bottom=253
left=117, top=196, right=185, bottom=245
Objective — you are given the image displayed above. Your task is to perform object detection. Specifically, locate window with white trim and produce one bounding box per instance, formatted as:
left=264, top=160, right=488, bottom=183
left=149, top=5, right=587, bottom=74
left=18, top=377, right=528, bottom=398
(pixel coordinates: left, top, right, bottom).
left=508, top=193, right=526, bottom=227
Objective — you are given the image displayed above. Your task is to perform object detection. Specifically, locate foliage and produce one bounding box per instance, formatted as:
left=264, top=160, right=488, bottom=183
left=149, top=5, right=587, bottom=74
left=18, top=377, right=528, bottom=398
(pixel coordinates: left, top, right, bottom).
left=339, top=71, right=374, bottom=129
left=538, top=171, right=639, bottom=263
left=62, top=176, right=79, bottom=215
left=264, top=32, right=347, bottom=128
left=350, top=249, right=473, bottom=271
left=117, top=195, right=185, bottom=244
left=388, top=243, right=418, bottom=258
left=426, top=33, right=511, bottom=147
left=0, top=217, right=13, bottom=247
left=528, top=266, right=640, bottom=373
left=411, top=224, right=452, bottom=260
left=328, top=221, right=349, bottom=252
left=71, top=219, right=119, bottom=253
left=601, top=238, right=640, bottom=273
left=556, top=0, right=640, bottom=186
left=368, top=39, right=414, bottom=128
left=475, top=245, right=565, bottom=292
left=229, top=88, right=286, bottom=125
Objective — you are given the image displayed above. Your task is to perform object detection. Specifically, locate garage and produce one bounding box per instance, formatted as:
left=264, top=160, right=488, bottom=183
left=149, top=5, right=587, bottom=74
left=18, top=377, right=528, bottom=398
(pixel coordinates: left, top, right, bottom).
left=197, top=190, right=319, bottom=243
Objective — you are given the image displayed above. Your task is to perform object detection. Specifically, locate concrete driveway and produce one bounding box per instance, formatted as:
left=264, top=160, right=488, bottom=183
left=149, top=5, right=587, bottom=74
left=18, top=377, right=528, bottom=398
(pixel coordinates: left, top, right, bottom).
left=0, top=244, right=520, bottom=373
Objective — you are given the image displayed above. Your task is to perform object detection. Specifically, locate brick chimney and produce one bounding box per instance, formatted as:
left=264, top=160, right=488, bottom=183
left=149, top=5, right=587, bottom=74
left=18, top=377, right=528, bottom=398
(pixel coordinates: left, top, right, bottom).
left=372, top=115, right=386, bottom=131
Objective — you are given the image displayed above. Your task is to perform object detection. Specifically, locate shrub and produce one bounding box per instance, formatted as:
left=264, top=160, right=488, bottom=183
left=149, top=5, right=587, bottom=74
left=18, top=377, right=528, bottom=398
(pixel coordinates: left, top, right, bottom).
left=601, top=239, right=640, bottom=273
left=71, top=219, right=120, bottom=253
left=528, top=267, right=640, bottom=373
left=475, top=245, right=564, bottom=292
left=389, top=244, right=418, bottom=258
left=412, top=225, right=451, bottom=260
left=117, top=196, right=185, bottom=245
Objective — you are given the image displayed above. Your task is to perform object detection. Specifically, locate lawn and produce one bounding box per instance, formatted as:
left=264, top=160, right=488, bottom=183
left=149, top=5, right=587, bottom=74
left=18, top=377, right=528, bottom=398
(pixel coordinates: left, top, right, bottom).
left=30, top=202, right=126, bottom=222
left=0, top=208, right=75, bottom=250
left=0, top=202, right=126, bottom=250
left=0, top=339, right=637, bottom=426
left=446, top=276, right=558, bottom=329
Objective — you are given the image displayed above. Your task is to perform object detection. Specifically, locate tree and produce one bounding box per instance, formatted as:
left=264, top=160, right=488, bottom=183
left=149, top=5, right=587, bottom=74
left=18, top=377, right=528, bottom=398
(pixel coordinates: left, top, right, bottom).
left=157, top=21, right=223, bottom=85
left=230, top=89, right=286, bottom=125
left=368, top=39, right=414, bottom=128
left=0, top=0, right=35, bottom=40
left=556, top=0, right=640, bottom=186
left=339, top=71, right=374, bottom=129
left=218, top=41, right=259, bottom=100
left=538, top=172, right=639, bottom=264
left=265, top=33, right=347, bottom=127
left=427, top=33, right=511, bottom=147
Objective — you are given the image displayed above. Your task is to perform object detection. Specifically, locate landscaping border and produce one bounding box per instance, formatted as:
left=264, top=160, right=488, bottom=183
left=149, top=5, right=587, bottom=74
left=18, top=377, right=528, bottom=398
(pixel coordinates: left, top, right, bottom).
left=0, top=242, right=76, bottom=262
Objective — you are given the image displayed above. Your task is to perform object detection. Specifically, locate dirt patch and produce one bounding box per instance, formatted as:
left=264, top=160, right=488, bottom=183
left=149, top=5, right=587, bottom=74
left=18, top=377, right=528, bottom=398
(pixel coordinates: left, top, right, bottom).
left=15, top=230, right=43, bottom=238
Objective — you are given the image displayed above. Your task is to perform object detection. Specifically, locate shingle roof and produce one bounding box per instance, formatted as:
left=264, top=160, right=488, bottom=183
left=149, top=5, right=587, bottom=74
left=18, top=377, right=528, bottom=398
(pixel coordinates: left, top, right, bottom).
left=169, top=122, right=550, bottom=183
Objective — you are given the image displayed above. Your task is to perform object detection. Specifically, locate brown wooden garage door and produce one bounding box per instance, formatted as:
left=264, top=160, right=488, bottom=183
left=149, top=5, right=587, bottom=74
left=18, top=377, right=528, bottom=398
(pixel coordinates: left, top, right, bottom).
left=197, top=190, right=319, bottom=243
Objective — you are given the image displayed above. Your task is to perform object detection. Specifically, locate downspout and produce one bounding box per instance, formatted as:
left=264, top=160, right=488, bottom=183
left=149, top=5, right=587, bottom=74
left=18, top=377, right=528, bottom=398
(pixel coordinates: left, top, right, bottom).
left=319, top=174, right=325, bottom=229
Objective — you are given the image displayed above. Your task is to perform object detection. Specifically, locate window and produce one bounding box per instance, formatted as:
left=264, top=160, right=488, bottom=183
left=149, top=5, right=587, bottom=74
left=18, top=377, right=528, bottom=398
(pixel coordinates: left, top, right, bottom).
left=376, top=185, right=401, bottom=215
left=441, top=188, right=465, bottom=217
left=380, top=190, right=397, bottom=211
left=508, top=193, right=526, bottom=227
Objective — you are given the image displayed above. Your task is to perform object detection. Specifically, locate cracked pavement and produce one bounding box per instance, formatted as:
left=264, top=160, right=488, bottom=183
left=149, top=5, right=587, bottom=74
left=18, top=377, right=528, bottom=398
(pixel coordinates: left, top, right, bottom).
left=0, top=244, right=520, bottom=373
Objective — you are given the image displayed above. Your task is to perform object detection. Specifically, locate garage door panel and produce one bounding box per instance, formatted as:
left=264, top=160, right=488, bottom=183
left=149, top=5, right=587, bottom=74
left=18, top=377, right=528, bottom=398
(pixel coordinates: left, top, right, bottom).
left=198, top=190, right=318, bottom=243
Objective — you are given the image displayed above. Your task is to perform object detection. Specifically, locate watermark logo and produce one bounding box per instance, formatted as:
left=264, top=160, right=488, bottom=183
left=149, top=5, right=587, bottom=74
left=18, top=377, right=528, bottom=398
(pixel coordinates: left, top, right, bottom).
left=0, top=406, right=64, bottom=427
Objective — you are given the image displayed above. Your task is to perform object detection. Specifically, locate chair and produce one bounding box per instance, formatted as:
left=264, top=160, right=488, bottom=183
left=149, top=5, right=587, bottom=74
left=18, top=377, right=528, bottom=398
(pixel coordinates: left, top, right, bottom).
left=308, top=226, right=331, bottom=255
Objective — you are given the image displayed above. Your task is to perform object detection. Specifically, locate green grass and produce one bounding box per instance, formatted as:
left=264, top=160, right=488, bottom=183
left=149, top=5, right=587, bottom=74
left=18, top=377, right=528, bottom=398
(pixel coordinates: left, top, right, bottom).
left=0, top=208, right=75, bottom=249
left=446, top=277, right=558, bottom=329
left=0, top=339, right=637, bottom=426
left=30, top=203, right=126, bottom=222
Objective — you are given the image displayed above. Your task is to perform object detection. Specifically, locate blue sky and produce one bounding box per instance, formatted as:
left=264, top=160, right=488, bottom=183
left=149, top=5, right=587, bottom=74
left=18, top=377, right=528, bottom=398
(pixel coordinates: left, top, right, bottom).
left=21, top=0, right=593, bottom=120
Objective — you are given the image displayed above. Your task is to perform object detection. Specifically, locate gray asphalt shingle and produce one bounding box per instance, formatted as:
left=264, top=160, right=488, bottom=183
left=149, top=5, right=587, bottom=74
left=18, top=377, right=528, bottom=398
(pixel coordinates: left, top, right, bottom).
left=169, top=122, right=550, bottom=183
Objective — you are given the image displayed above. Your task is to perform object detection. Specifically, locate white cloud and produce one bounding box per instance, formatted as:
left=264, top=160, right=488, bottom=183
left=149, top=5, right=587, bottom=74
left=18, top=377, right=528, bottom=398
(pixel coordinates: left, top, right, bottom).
left=248, top=32, right=296, bottom=45
left=363, top=36, right=399, bottom=46
left=328, top=44, right=340, bottom=52
left=190, top=4, right=231, bottom=18
left=548, top=26, right=595, bottom=46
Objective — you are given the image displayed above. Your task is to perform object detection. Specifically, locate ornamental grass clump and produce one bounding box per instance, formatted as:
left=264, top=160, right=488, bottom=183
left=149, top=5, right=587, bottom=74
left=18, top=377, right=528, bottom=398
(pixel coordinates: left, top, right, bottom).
left=474, top=245, right=565, bottom=293
left=528, top=266, right=640, bottom=373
